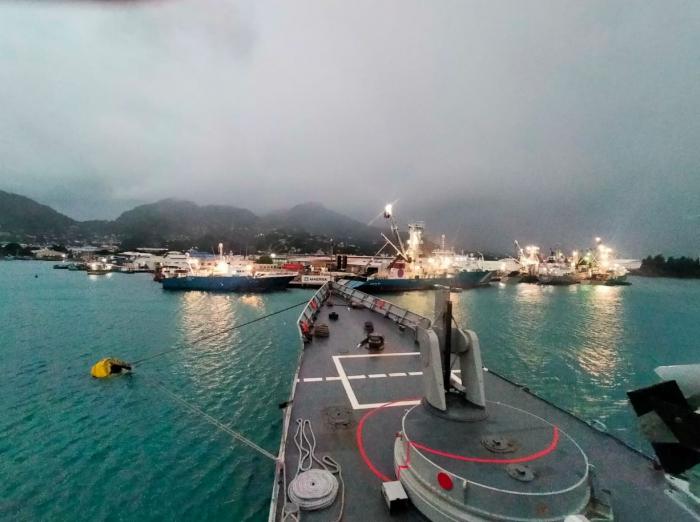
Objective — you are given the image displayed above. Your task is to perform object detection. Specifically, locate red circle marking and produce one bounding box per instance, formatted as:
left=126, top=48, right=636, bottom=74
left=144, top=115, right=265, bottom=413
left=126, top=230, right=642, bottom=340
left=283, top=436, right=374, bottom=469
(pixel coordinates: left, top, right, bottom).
left=356, top=400, right=408, bottom=482
left=411, top=427, right=560, bottom=465
left=437, top=472, right=453, bottom=490
left=356, top=399, right=561, bottom=483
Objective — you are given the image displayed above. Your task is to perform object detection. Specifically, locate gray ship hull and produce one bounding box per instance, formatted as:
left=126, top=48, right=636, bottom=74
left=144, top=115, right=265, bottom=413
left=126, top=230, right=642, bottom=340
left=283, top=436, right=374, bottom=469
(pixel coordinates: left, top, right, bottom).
left=270, top=283, right=696, bottom=521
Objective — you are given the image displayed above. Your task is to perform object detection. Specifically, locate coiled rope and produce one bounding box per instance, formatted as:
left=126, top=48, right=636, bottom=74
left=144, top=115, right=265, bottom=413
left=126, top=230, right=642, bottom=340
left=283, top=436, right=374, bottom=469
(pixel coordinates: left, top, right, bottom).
left=283, top=419, right=344, bottom=521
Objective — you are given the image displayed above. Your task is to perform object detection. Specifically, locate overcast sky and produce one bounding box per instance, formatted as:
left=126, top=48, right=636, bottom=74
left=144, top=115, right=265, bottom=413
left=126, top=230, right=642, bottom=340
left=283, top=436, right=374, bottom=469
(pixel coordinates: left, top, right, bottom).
left=0, top=1, right=698, bottom=255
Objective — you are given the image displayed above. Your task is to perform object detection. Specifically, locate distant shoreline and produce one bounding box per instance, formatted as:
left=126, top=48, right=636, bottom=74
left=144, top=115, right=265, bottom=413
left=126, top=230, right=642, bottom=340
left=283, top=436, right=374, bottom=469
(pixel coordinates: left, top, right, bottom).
left=629, top=270, right=700, bottom=279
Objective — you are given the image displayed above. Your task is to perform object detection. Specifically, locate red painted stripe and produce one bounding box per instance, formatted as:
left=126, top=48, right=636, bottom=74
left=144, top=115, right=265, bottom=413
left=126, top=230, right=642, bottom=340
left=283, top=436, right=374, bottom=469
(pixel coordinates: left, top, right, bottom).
left=356, top=400, right=419, bottom=482
left=396, top=438, right=411, bottom=479
left=411, top=426, right=560, bottom=464
left=356, top=399, right=561, bottom=483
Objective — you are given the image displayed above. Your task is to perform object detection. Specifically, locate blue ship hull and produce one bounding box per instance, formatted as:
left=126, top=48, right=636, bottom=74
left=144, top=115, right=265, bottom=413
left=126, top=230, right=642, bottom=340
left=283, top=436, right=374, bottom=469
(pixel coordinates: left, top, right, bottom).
left=350, top=270, right=492, bottom=293
left=162, top=274, right=295, bottom=292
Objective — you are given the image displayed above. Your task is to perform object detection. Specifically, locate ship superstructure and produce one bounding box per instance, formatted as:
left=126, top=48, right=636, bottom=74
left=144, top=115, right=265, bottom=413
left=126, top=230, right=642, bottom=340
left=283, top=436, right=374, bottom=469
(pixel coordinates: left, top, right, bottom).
left=348, top=205, right=491, bottom=292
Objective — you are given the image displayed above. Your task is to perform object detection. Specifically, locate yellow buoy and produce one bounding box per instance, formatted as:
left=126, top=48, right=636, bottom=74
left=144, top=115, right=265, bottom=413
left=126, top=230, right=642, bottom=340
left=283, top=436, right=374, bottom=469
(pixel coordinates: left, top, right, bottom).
left=91, top=358, right=132, bottom=379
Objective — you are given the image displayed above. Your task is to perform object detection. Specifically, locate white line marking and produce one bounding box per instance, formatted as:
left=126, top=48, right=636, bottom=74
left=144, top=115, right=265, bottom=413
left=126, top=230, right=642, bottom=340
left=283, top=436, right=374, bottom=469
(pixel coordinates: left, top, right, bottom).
left=332, top=356, right=361, bottom=410
left=325, top=376, right=341, bottom=381
left=355, top=400, right=421, bottom=410
left=303, top=377, right=323, bottom=382
left=333, top=352, right=424, bottom=410
left=335, top=352, right=419, bottom=359
left=389, top=372, right=407, bottom=377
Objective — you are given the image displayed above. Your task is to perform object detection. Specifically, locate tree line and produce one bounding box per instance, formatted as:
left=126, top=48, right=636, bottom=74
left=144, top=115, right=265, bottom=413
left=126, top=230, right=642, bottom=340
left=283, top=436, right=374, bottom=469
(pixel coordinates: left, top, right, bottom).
left=637, top=254, right=700, bottom=278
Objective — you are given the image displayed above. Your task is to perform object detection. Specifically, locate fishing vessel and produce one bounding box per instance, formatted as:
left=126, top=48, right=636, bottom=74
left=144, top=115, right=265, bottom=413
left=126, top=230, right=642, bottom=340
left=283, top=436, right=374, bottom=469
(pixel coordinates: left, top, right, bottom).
left=161, top=244, right=295, bottom=292
left=348, top=206, right=491, bottom=293
left=537, top=265, right=578, bottom=286
left=505, top=241, right=541, bottom=284
left=575, top=239, right=630, bottom=286
left=270, top=281, right=698, bottom=521
left=538, top=249, right=578, bottom=286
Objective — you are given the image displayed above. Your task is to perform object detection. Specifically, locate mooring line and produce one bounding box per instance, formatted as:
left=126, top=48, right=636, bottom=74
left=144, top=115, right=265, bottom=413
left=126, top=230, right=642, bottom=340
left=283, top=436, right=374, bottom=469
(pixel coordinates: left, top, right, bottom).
left=149, top=379, right=278, bottom=462
left=131, top=299, right=309, bottom=366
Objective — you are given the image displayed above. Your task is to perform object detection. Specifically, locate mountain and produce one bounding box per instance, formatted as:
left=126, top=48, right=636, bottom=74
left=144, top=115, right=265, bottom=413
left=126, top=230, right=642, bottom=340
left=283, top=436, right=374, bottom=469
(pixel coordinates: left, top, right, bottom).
left=0, top=191, right=382, bottom=254
left=0, top=190, right=80, bottom=240
left=113, top=199, right=259, bottom=249
left=263, top=202, right=381, bottom=246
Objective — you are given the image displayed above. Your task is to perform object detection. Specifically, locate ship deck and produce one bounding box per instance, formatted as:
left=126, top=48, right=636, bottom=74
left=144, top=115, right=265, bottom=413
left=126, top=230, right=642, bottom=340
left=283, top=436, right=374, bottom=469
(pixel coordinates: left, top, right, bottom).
left=271, top=284, right=696, bottom=521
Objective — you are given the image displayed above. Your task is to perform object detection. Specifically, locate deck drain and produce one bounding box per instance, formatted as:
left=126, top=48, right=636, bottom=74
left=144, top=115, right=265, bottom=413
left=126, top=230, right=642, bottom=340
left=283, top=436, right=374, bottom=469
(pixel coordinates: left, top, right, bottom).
left=481, top=435, right=519, bottom=453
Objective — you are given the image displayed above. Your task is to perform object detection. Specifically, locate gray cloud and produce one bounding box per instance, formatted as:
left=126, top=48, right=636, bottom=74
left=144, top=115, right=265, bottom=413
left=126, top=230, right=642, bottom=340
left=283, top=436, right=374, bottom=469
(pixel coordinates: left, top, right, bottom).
left=0, top=0, right=698, bottom=255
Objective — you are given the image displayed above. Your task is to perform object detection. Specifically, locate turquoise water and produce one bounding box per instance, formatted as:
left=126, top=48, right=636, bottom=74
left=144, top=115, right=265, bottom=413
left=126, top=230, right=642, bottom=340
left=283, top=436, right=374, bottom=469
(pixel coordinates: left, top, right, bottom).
left=2, top=262, right=700, bottom=521
left=2, top=261, right=313, bottom=521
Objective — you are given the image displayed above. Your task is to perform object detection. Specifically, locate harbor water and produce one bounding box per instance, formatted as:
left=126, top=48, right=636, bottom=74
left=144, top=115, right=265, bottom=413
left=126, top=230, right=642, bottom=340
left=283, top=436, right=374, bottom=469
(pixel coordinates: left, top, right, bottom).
left=3, top=261, right=700, bottom=521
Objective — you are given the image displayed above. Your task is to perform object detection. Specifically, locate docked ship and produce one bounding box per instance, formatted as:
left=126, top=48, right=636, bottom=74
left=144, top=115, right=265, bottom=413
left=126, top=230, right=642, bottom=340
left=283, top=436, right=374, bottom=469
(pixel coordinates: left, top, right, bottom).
left=501, top=241, right=541, bottom=284
left=86, top=261, right=112, bottom=275
left=574, top=239, right=630, bottom=286
left=161, top=244, right=295, bottom=292
left=345, top=205, right=491, bottom=293
left=538, top=249, right=579, bottom=286
left=270, top=282, right=699, bottom=521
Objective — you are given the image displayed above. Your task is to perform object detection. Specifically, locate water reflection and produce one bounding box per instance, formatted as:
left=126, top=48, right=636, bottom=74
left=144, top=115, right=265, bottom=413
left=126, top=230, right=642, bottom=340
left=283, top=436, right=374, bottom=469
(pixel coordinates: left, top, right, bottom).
left=513, top=283, right=546, bottom=306
left=239, top=294, right=265, bottom=310
left=176, top=292, right=278, bottom=389
left=180, top=292, right=236, bottom=345
left=574, top=285, right=624, bottom=385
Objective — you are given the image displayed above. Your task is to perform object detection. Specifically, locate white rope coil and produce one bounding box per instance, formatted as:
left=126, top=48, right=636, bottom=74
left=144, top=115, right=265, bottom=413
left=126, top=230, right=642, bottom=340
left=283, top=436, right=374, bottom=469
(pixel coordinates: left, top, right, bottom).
left=288, top=469, right=338, bottom=510
left=283, top=419, right=344, bottom=521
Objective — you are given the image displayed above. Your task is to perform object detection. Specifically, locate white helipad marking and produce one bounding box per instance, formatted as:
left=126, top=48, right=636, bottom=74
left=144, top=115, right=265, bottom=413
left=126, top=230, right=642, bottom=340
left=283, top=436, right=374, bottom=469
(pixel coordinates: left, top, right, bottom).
left=408, top=371, right=423, bottom=376
left=356, top=399, right=420, bottom=410
left=303, top=377, right=323, bottom=382
left=332, top=355, right=360, bottom=409
left=389, top=372, right=407, bottom=377
left=333, top=352, right=423, bottom=410
left=347, top=375, right=366, bottom=380
left=325, top=376, right=342, bottom=381
left=334, top=352, right=419, bottom=359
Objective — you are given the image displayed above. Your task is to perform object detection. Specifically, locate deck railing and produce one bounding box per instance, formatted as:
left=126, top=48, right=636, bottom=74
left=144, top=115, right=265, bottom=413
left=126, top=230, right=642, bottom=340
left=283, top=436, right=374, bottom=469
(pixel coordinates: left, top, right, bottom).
left=330, top=282, right=431, bottom=330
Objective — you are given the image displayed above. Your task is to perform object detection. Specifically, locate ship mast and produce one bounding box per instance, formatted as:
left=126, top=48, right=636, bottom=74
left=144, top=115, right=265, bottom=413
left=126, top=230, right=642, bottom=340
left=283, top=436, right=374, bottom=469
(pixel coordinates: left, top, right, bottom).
left=383, top=204, right=408, bottom=259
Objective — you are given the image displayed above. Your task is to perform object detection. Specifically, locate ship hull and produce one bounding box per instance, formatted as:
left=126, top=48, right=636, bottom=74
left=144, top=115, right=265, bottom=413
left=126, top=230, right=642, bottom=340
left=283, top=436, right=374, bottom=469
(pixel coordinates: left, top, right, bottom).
left=161, top=274, right=294, bottom=292
left=270, top=281, right=693, bottom=522
left=538, top=275, right=579, bottom=286
left=354, top=270, right=491, bottom=293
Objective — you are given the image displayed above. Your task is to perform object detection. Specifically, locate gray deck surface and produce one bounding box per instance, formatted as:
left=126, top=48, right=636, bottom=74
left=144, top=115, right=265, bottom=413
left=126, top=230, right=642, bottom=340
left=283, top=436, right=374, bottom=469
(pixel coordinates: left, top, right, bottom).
left=273, top=291, right=696, bottom=521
